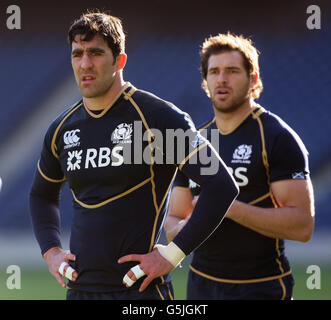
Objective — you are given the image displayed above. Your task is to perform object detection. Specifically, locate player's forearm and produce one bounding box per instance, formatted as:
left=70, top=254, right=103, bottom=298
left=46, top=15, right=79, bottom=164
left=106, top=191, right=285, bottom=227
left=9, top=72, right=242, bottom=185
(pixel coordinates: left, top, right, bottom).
left=174, top=161, right=239, bottom=255
left=29, top=193, right=62, bottom=254
left=226, top=200, right=314, bottom=242
left=29, top=170, right=63, bottom=255
left=164, top=216, right=188, bottom=243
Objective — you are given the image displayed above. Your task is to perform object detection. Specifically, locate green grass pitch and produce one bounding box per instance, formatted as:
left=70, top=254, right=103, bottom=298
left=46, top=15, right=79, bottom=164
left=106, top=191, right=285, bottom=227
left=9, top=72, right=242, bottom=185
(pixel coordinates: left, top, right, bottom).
left=0, top=263, right=329, bottom=300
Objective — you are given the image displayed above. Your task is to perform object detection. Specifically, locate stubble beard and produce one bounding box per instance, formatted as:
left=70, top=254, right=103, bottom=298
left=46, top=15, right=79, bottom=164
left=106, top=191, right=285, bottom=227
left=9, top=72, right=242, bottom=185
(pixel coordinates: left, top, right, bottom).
left=212, top=84, right=251, bottom=114
left=80, top=78, right=114, bottom=99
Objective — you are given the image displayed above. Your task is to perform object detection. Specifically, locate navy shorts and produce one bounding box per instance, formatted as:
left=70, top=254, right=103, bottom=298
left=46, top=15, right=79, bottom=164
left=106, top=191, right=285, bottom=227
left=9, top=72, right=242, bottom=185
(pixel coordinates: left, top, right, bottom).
left=187, top=269, right=294, bottom=300
left=66, top=282, right=174, bottom=300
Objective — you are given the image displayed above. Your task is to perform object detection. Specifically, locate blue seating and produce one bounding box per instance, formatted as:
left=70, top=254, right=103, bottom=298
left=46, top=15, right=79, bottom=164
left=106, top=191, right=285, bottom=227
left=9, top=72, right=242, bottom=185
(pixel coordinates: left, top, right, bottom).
left=0, top=35, right=70, bottom=142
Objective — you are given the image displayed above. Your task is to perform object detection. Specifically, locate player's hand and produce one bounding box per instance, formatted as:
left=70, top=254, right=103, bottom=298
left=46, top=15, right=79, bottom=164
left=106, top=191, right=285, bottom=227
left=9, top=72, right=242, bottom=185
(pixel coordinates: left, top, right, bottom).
left=118, top=247, right=174, bottom=292
left=43, top=247, right=78, bottom=288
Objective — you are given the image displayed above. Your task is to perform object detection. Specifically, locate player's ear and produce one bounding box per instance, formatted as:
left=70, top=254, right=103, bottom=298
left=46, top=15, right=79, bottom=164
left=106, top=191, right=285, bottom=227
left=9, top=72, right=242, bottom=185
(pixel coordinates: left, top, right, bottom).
left=116, top=53, right=127, bottom=71
left=250, top=72, right=258, bottom=88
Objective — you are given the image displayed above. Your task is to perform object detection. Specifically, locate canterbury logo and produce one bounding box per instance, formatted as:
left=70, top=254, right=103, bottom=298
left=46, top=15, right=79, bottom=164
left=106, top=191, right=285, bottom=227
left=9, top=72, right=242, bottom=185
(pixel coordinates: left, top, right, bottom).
left=64, top=129, right=81, bottom=149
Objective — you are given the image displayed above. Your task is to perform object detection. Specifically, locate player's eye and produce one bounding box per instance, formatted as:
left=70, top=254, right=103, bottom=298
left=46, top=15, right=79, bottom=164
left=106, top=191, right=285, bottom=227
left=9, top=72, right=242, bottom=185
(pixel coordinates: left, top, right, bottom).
left=72, top=51, right=83, bottom=58
left=90, top=49, right=104, bottom=56
left=208, top=69, right=218, bottom=75
left=228, top=68, right=240, bottom=73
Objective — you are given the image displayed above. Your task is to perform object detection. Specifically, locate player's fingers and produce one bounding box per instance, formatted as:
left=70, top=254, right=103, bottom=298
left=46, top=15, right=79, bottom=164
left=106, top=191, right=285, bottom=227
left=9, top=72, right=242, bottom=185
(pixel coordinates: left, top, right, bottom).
left=58, top=261, right=68, bottom=276
left=63, top=264, right=78, bottom=281
left=54, top=272, right=66, bottom=288
left=58, top=261, right=77, bottom=281
left=64, top=251, right=76, bottom=262
left=118, top=254, right=142, bottom=264
left=122, top=270, right=136, bottom=288
left=71, top=270, right=78, bottom=281
left=128, top=270, right=137, bottom=281
left=138, top=274, right=154, bottom=292
left=122, top=265, right=146, bottom=287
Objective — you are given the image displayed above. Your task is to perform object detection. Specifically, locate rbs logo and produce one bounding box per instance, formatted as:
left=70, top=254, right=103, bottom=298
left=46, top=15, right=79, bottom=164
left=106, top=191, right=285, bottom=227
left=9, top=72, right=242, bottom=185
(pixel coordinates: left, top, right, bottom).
left=227, top=166, right=248, bottom=187
left=66, top=146, right=124, bottom=172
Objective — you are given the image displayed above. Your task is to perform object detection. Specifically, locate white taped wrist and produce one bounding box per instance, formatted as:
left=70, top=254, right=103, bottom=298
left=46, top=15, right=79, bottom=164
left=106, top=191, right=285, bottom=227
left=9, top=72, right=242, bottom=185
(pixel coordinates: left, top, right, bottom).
left=154, top=242, right=185, bottom=268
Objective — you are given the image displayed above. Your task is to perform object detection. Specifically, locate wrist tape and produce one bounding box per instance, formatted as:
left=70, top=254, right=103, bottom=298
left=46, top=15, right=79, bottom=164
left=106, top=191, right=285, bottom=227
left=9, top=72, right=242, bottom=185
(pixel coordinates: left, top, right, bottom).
left=154, top=241, right=185, bottom=268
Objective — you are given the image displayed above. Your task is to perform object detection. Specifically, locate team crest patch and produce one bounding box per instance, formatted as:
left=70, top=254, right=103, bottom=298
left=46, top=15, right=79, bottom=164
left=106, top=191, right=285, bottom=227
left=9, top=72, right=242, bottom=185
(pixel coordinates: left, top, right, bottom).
left=231, top=144, right=252, bottom=164
left=112, top=123, right=133, bottom=144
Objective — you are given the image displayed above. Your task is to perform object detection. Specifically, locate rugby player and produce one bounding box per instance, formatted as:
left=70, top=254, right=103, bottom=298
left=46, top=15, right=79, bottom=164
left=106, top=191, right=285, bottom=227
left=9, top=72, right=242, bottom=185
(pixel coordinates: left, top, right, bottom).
left=165, top=33, right=315, bottom=300
left=29, top=12, right=238, bottom=300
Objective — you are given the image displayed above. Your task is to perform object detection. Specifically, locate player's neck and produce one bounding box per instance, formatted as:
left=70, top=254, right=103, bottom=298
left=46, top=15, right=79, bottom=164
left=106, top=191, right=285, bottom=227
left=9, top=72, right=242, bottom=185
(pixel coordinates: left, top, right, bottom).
left=214, top=99, right=257, bottom=135
left=83, top=75, right=126, bottom=111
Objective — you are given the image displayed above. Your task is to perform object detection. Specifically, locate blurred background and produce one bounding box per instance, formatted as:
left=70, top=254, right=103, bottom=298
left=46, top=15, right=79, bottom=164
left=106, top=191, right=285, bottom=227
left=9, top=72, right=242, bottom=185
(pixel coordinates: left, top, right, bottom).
left=0, top=0, right=330, bottom=299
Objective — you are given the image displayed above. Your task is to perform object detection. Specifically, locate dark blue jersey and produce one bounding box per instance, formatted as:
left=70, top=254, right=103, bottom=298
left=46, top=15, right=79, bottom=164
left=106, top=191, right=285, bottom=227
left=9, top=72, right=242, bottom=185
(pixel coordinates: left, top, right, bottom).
left=174, top=106, right=309, bottom=282
left=38, top=84, right=196, bottom=292
left=33, top=83, right=238, bottom=292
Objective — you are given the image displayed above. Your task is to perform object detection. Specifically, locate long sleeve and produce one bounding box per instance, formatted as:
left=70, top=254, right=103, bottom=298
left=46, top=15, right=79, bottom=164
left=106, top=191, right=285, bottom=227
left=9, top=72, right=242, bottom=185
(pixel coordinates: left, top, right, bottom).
left=173, top=141, right=239, bottom=255
left=29, top=169, right=63, bottom=255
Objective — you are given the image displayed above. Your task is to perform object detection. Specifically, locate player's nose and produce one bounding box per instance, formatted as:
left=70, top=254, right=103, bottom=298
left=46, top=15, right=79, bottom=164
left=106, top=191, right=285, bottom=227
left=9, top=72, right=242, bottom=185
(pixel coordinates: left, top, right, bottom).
left=80, top=53, right=93, bottom=70
left=216, top=71, right=227, bottom=84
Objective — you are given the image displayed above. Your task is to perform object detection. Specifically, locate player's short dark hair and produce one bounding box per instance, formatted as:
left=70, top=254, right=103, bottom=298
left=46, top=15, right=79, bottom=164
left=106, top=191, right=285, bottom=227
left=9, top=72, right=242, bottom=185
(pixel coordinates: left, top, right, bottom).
left=200, top=32, right=263, bottom=99
left=68, top=10, right=125, bottom=60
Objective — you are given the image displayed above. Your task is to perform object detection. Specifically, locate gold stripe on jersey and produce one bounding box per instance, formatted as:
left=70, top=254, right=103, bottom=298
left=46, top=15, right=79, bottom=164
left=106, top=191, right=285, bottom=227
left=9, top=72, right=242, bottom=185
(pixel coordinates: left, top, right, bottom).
left=124, top=88, right=165, bottom=157
left=178, top=141, right=208, bottom=171
left=149, top=150, right=159, bottom=245
left=155, top=284, right=165, bottom=300
left=251, top=106, right=269, bottom=183
left=124, top=86, right=163, bottom=217
left=149, top=169, right=178, bottom=252
left=51, top=102, right=83, bottom=159
left=275, top=239, right=284, bottom=272
left=168, top=288, right=174, bottom=300
left=248, top=192, right=272, bottom=205
left=123, top=88, right=160, bottom=252
left=156, top=283, right=175, bottom=300
left=270, top=191, right=280, bottom=208
left=124, top=89, right=177, bottom=252
left=217, top=108, right=256, bottom=135
left=251, top=106, right=265, bottom=118
left=71, top=177, right=152, bottom=209
left=125, top=86, right=136, bottom=98
left=200, top=117, right=216, bottom=130
left=84, top=83, right=130, bottom=118
left=37, top=161, right=66, bottom=183
left=278, top=278, right=286, bottom=300
left=190, top=265, right=292, bottom=284
left=252, top=106, right=285, bottom=277
left=249, top=192, right=279, bottom=207
left=123, top=87, right=152, bottom=133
